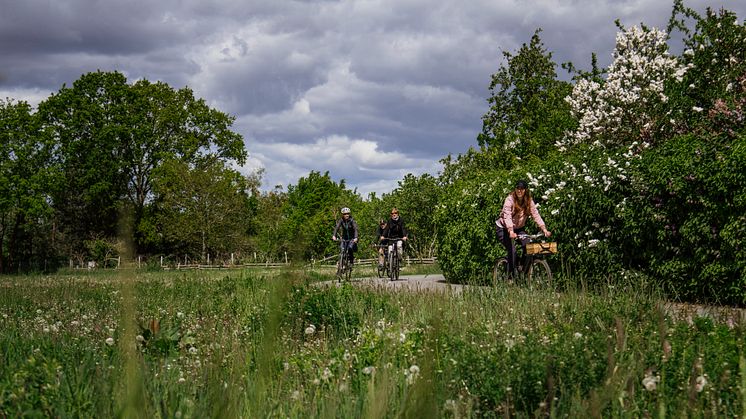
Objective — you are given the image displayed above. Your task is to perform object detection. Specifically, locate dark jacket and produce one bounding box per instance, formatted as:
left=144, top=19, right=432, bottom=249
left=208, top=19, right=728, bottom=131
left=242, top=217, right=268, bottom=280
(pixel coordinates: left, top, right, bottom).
left=383, top=217, right=407, bottom=240
left=376, top=224, right=386, bottom=242
left=333, top=217, right=359, bottom=241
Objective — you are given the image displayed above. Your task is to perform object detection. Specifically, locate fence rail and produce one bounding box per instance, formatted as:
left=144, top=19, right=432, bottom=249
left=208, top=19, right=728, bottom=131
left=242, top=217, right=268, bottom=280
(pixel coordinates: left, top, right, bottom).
left=71, top=254, right=436, bottom=271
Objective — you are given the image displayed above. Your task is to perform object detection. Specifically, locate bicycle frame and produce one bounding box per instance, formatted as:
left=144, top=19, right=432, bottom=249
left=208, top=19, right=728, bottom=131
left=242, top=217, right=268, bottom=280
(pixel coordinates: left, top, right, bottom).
left=336, top=238, right=354, bottom=282
left=385, top=237, right=404, bottom=281
left=493, top=233, right=553, bottom=287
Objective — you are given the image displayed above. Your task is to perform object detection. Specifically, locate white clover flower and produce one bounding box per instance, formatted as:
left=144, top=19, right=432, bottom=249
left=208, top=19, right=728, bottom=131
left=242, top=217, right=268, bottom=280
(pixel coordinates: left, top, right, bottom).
left=363, top=366, right=375, bottom=375
left=177, top=312, right=185, bottom=319
left=692, top=106, right=703, bottom=112
left=304, top=324, right=316, bottom=335
left=136, top=335, right=145, bottom=343
left=574, top=332, right=583, bottom=339
left=290, top=390, right=301, bottom=400
left=178, top=377, right=186, bottom=383
left=105, top=337, right=115, bottom=346
left=321, top=367, right=332, bottom=381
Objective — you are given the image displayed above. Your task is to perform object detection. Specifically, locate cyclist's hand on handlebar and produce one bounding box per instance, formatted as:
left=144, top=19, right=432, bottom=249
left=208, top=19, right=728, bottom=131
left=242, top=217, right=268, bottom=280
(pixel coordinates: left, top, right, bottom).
left=380, top=236, right=385, bottom=241
left=353, top=238, right=358, bottom=243
left=542, top=228, right=552, bottom=238
left=509, top=230, right=517, bottom=239
left=402, top=236, right=408, bottom=241
left=332, top=235, right=338, bottom=241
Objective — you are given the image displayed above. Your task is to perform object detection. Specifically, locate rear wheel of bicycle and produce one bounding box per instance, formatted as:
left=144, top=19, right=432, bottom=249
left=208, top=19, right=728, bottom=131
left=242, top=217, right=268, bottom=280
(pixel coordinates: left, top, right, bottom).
left=345, top=258, right=353, bottom=281
left=492, top=258, right=510, bottom=285
left=527, top=259, right=552, bottom=289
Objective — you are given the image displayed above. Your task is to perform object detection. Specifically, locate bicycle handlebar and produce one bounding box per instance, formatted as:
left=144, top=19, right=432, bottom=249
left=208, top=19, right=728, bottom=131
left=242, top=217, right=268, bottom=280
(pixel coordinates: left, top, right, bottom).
left=516, top=233, right=544, bottom=240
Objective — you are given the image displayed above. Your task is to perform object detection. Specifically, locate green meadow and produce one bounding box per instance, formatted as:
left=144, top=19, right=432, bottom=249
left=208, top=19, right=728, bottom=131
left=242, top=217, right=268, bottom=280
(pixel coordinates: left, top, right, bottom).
left=1, top=267, right=744, bottom=418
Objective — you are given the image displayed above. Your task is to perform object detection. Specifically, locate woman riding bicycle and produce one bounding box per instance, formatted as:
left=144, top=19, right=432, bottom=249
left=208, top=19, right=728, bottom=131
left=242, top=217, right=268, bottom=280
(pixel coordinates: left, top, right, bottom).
left=332, top=207, right=359, bottom=265
left=380, top=207, right=408, bottom=261
left=495, top=180, right=551, bottom=278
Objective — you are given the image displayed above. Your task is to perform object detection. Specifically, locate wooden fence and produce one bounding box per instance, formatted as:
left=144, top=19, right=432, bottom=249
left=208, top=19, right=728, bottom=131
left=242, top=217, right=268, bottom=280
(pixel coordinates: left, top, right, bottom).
left=72, top=253, right=436, bottom=271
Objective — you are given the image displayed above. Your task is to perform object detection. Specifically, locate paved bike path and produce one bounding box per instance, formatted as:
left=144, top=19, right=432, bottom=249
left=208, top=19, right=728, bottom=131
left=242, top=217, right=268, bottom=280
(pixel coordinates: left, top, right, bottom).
left=321, top=273, right=466, bottom=293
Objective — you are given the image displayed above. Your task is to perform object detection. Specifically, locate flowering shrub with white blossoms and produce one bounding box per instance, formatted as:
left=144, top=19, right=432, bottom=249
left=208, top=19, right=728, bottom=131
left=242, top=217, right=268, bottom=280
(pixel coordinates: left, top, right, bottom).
left=561, top=25, right=687, bottom=151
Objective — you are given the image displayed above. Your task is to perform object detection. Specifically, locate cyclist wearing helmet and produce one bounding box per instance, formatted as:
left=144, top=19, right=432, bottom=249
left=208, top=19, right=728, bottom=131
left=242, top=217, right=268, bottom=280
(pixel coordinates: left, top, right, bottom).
left=332, top=207, right=359, bottom=265
left=496, top=180, right=551, bottom=278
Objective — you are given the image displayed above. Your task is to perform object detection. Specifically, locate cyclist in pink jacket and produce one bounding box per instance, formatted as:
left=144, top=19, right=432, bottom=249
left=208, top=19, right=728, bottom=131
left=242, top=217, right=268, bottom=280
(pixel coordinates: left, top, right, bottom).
left=495, top=180, right=551, bottom=278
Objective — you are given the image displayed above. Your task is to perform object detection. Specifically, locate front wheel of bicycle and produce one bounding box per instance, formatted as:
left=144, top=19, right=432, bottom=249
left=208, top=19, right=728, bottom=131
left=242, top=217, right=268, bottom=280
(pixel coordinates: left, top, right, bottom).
left=389, top=251, right=399, bottom=281
left=527, top=259, right=552, bottom=289
left=492, top=258, right=511, bottom=285
left=336, top=251, right=347, bottom=282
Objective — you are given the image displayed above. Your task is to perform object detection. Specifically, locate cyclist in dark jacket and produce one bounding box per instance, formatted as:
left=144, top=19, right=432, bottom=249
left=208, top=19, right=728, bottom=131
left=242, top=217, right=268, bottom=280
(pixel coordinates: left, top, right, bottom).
left=332, top=207, right=359, bottom=264
left=380, top=207, right=408, bottom=260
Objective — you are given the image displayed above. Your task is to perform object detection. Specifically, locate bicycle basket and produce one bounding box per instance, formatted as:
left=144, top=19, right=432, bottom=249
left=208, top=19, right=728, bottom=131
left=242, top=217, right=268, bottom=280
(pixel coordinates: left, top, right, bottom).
left=526, top=242, right=557, bottom=255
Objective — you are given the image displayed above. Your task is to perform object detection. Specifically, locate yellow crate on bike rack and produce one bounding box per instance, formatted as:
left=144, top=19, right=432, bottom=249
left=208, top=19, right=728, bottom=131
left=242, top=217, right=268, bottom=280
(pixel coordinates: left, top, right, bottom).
left=525, top=242, right=557, bottom=255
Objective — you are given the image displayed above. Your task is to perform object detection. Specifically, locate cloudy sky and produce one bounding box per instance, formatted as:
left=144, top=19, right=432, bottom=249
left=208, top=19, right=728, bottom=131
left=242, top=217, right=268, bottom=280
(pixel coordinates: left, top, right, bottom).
left=1, top=0, right=743, bottom=196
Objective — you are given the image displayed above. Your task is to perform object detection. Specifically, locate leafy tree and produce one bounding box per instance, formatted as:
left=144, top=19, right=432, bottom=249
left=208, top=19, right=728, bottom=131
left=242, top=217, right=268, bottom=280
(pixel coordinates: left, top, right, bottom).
left=479, top=29, right=573, bottom=164
left=0, top=99, right=56, bottom=272
left=37, top=71, right=130, bottom=256
left=123, top=79, right=246, bottom=240
left=37, top=71, right=247, bottom=257
left=281, top=171, right=359, bottom=261
left=383, top=173, right=440, bottom=259
left=150, top=157, right=253, bottom=261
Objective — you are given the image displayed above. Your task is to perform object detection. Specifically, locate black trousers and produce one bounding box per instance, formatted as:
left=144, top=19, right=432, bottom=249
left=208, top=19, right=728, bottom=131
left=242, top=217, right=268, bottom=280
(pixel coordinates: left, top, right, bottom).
left=496, top=226, right=528, bottom=276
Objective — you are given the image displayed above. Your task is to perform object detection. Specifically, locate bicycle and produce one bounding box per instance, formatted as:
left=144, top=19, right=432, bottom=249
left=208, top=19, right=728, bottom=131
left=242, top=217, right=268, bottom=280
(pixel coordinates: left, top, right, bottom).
left=374, top=243, right=388, bottom=278
left=335, top=239, right=354, bottom=282
left=493, top=233, right=556, bottom=288
left=385, top=237, right=405, bottom=281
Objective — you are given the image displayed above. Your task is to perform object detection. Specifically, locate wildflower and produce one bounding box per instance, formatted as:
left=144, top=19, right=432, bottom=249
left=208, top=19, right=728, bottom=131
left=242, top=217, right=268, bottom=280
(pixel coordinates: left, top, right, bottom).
left=574, top=332, right=583, bottom=339
left=188, top=347, right=198, bottom=355
left=304, top=324, right=316, bottom=335
left=105, top=337, right=115, bottom=346
left=695, top=375, right=706, bottom=392
left=321, top=367, right=332, bottom=381
left=362, top=366, right=375, bottom=375
left=178, top=377, right=186, bottom=383
left=177, top=312, right=185, bottom=319
left=642, top=373, right=659, bottom=391
left=405, top=365, right=420, bottom=385
left=692, top=106, right=703, bottom=112
left=136, top=335, right=145, bottom=343
left=290, top=390, right=301, bottom=400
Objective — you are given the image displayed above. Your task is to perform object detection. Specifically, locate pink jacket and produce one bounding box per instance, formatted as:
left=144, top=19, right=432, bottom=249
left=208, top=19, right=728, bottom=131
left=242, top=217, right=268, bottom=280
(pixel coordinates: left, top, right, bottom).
left=496, top=194, right=545, bottom=232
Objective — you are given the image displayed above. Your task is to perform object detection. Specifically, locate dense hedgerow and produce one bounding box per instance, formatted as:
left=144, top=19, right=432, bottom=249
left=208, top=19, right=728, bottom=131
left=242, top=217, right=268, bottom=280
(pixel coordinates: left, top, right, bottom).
left=437, top=5, right=746, bottom=304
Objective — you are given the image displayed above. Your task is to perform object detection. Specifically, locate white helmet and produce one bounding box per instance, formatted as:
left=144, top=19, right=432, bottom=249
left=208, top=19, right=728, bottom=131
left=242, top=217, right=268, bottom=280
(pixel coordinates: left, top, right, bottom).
left=341, top=207, right=351, bottom=214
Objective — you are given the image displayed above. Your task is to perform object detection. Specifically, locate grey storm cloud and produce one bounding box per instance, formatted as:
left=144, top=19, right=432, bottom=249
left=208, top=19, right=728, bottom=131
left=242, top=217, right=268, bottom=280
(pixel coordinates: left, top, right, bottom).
left=1, top=0, right=744, bottom=195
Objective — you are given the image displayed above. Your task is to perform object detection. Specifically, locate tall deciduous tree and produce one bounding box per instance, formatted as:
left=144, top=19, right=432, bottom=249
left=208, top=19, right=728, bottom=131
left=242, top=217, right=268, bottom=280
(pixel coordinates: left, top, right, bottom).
left=37, top=71, right=248, bottom=255
left=479, top=29, right=573, bottom=164
left=0, top=99, right=55, bottom=272
left=151, top=157, right=253, bottom=261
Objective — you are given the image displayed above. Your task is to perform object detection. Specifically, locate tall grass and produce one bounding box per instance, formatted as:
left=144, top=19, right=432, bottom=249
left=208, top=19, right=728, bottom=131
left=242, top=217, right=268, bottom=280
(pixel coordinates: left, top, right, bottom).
left=0, top=268, right=744, bottom=417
